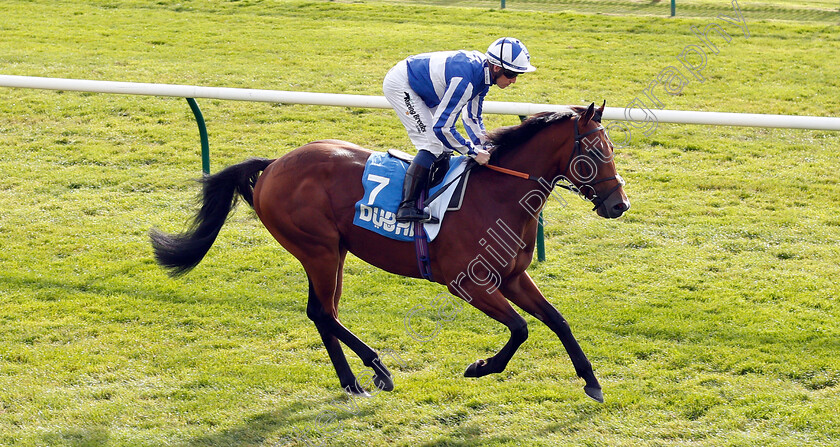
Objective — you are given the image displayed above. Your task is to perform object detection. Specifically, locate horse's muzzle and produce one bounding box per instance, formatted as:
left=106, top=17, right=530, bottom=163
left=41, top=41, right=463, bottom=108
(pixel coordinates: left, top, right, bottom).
left=597, top=195, right=630, bottom=219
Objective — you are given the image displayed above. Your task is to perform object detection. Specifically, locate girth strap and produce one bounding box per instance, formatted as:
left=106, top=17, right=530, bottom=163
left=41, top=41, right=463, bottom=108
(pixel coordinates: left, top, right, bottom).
left=414, top=191, right=434, bottom=282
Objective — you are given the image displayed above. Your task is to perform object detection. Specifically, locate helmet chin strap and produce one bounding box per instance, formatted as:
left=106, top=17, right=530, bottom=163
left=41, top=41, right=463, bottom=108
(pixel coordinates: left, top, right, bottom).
left=495, top=38, right=511, bottom=82
left=489, top=39, right=504, bottom=84
left=500, top=38, right=509, bottom=71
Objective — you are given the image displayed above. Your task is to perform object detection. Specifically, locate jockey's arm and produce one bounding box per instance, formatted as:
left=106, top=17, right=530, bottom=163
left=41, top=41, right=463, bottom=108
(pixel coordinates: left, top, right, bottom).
left=430, top=78, right=479, bottom=155
left=462, top=91, right=487, bottom=146
left=461, top=93, right=491, bottom=165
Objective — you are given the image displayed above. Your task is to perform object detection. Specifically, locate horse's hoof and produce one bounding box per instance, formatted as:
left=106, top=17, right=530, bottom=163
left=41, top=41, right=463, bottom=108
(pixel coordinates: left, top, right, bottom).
left=374, top=374, right=394, bottom=392
left=584, top=385, right=604, bottom=403
left=463, top=359, right=488, bottom=378
left=343, top=382, right=371, bottom=398
left=368, top=358, right=394, bottom=391
left=344, top=387, right=372, bottom=398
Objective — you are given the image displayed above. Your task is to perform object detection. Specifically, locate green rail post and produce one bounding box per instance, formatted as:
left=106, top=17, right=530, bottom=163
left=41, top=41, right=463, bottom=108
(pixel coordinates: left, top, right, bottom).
left=186, top=98, right=210, bottom=175
left=501, top=0, right=505, bottom=8
left=671, top=0, right=676, bottom=16
left=537, top=212, right=546, bottom=262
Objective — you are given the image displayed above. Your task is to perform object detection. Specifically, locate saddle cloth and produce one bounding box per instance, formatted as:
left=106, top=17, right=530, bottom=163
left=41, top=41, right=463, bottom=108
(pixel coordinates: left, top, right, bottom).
left=353, top=151, right=469, bottom=242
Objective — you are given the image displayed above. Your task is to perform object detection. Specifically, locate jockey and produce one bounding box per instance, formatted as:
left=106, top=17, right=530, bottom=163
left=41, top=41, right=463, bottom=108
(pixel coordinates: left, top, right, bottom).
left=383, top=37, right=537, bottom=223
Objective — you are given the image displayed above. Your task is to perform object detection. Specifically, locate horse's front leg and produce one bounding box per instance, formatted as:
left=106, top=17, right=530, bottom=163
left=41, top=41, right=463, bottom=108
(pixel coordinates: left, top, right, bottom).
left=446, top=284, right=529, bottom=378
left=500, top=272, right=603, bottom=402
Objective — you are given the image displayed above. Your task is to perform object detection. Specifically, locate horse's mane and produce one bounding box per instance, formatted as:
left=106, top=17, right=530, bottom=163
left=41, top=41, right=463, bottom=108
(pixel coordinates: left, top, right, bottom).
left=487, top=111, right=574, bottom=157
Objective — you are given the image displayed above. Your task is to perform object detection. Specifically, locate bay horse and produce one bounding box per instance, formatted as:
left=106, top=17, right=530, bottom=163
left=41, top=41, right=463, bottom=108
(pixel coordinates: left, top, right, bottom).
left=150, top=102, right=629, bottom=403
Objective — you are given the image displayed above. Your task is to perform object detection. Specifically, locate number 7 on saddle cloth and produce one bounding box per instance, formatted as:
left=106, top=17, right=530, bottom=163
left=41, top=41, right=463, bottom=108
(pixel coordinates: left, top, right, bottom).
left=353, top=152, right=468, bottom=242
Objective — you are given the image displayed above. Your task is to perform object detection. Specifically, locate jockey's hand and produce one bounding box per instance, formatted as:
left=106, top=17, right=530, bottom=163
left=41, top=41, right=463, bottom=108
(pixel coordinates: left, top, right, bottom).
left=470, top=148, right=491, bottom=165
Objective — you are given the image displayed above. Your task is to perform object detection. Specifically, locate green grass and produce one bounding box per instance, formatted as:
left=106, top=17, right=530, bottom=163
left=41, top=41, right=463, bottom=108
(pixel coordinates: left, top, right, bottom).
left=1, top=1, right=839, bottom=446
left=383, top=0, right=840, bottom=22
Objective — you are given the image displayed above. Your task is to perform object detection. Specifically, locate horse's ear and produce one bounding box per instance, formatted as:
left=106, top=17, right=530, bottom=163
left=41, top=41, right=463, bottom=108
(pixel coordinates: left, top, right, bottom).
left=581, top=102, right=596, bottom=126
left=598, top=100, right=606, bottom=114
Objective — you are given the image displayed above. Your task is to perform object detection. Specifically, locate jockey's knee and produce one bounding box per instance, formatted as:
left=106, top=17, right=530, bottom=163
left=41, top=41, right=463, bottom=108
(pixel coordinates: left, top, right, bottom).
left=413, top=149, right=436, bottom=168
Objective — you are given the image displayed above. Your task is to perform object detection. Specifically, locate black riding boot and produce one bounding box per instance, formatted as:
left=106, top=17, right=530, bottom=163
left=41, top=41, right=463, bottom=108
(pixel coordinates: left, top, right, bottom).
left=396, top=161, right=435, bottom=223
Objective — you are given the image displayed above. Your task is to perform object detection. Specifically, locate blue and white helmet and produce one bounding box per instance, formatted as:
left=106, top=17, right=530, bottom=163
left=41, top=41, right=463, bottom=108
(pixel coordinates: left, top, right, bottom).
left=486, top=37, right=536, bottom=73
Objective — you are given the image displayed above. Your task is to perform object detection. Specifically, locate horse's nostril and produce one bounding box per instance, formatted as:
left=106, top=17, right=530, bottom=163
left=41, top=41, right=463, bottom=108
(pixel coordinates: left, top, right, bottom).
left=613, top=201, right=630, bottom=212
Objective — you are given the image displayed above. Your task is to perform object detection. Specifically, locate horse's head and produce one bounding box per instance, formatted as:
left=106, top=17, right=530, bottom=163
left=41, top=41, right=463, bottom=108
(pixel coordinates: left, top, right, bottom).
left=486, top=103, right=630, bottom=218
left=564, top=102, right=630, bottom=219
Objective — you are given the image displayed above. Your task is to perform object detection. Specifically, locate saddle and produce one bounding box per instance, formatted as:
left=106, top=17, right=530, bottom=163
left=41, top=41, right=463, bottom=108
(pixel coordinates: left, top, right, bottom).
left=387, top=149, right=467, bottom=210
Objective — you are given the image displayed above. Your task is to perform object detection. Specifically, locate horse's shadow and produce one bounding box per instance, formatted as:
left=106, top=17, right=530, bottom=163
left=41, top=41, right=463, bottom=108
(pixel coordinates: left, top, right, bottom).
left=181, top=396, right=373, bottom=447
left=182, top=400, right=524, bottom=447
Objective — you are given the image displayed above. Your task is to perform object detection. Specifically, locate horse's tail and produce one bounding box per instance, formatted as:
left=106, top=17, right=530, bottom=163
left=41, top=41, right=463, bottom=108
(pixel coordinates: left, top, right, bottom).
left=150, top=157, right=275, bottom=277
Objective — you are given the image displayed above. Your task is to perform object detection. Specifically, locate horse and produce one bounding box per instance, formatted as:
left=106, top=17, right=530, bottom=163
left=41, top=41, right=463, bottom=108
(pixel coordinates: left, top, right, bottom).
left=150, top=102, right=629, bottom=403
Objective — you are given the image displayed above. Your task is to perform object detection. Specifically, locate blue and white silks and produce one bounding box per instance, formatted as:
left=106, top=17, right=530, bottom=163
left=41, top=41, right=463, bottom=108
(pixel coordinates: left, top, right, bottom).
left=405, top=50, right=491, bottom=154
left=353, top=152, right=467, bottom=242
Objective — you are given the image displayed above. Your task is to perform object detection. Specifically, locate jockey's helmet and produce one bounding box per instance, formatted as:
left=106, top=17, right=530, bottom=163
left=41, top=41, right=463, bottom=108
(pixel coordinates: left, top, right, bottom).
left=486, top=37, right=537, bottom=74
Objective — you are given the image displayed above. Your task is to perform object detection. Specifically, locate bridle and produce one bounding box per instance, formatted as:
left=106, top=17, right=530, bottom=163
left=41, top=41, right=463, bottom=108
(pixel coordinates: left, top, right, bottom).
left=485, top=114, right=625, bottom=212
left=560, top=117, right=626, bottom=211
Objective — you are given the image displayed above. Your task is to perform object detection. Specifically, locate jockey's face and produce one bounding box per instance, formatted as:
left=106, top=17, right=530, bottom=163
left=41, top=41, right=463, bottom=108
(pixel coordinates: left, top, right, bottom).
left=491, top=64, right=518, bottom=89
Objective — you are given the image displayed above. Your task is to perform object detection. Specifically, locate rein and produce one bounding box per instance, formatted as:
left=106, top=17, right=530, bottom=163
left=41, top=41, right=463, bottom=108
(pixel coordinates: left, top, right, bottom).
left=485, top=163, right=538, bottom=181
left=484, top=163, right=578, bottom=194
left=485, top=116, right=623, bottom=212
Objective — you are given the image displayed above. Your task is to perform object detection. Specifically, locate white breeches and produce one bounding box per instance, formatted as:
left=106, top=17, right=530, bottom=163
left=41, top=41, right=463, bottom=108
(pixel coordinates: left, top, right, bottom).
left=383, top=61, right=448, bottom=157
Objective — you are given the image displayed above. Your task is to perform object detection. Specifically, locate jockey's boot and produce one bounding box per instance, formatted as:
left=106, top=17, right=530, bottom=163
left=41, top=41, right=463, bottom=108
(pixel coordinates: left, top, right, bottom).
left=396, top=161, right=437, bottom=223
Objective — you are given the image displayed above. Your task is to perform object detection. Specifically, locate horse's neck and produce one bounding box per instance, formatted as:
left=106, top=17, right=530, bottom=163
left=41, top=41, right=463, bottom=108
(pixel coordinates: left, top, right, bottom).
left=495, top=121, right=575, bottom=184
left=476, top=122, right=576, bottom=239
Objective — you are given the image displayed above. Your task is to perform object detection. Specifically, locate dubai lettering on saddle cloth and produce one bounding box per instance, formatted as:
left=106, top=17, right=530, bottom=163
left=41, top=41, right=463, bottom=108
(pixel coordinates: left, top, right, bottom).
left=353, top=152, right=468, bottom=242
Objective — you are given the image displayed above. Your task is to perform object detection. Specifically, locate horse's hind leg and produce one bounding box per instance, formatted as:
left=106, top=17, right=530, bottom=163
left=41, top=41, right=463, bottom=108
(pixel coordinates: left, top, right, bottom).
left=306, top=274, right=363, bottom=394
left=501, top=272, right=603, bottom=403
left=303, top=250, right=393, bottom=395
